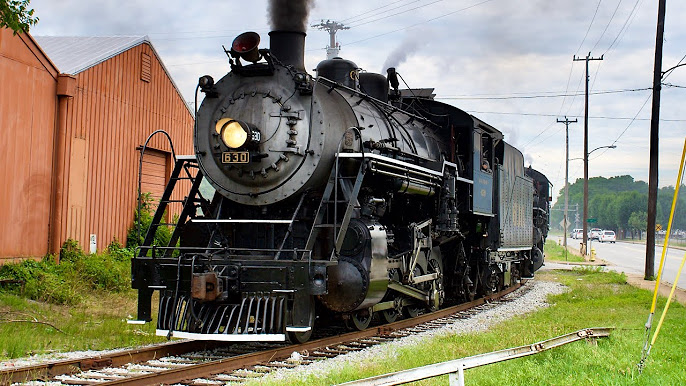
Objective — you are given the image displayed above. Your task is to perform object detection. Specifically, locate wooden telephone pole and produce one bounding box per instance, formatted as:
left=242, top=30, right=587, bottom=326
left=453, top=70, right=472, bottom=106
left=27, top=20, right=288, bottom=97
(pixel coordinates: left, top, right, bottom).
left=573, top=53, right=603, bottom=256
left=645, top=0, right=667, bottom=280
left=557, top=116, right=577, bottom=260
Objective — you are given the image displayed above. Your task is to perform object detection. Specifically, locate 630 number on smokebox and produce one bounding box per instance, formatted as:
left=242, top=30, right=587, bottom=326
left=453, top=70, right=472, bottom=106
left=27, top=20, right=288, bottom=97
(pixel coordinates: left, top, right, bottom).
left=222, top=152, right=249, bottom=164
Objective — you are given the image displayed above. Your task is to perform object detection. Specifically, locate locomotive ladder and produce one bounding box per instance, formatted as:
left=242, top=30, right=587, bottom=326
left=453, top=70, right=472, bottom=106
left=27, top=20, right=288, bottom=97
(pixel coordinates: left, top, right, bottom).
left=138, top=155, right=208, bottom=258
left=305, top=154, right=366, bottom=260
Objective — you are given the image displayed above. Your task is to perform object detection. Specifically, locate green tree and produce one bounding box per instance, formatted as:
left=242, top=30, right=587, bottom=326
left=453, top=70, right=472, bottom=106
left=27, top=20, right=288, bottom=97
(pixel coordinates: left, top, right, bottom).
left=657, top=185, right=686, bottom=230
left=628, top=211, right=647, bottom=240
left=1, top=0, right=38, bottom=34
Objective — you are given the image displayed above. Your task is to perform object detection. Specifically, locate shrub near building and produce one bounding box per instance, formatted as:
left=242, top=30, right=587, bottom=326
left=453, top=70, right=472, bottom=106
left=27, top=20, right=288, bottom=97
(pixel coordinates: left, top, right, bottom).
left=0, top=240, right=133, bottom=305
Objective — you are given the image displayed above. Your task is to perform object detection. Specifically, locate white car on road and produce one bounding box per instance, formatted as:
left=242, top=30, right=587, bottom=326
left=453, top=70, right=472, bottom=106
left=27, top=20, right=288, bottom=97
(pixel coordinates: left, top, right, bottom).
left=589, top=228, right=603, bottom=240
left=599, top=230, right=616, bottom=243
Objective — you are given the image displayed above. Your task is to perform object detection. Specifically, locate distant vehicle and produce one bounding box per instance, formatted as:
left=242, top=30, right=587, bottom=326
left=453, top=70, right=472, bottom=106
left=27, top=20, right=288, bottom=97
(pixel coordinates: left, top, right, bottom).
left=588, top=228, right=603, bottom=240
left=600, top=230, right=616, bottom=243
left=571, top=229, right=583, bottom=239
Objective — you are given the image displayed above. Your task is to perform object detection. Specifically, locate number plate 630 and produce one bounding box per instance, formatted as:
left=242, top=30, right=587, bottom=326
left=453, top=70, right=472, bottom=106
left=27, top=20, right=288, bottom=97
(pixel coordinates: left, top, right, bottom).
left=222, top=152, right=249, bottom=164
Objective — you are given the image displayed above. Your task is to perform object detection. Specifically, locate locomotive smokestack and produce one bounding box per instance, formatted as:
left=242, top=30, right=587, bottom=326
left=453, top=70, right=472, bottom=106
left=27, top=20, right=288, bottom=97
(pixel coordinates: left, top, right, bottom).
left=267, top=0, right=313, bottom=72
left=269, top=31, right=306, bottom=71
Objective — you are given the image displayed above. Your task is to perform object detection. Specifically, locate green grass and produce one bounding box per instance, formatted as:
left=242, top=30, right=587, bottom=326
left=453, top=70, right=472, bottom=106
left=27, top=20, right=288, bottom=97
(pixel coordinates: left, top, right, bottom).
left=250, top=269, right=686, bottom=386
left=544, top=239, right=586, bottom=263
left=0, top=291, right=166, bottom=359
left=0, top=240, right=168, bottom=359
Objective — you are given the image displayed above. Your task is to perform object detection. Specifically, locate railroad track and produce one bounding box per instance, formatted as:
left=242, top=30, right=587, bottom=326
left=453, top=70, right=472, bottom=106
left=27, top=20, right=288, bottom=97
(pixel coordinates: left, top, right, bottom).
left=2, top=283, right=527, bottom=385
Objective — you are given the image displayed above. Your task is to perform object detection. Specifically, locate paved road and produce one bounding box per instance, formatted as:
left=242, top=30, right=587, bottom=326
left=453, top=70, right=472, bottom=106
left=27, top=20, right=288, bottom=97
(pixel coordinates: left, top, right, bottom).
left=559, top=237, right=686, bottom=291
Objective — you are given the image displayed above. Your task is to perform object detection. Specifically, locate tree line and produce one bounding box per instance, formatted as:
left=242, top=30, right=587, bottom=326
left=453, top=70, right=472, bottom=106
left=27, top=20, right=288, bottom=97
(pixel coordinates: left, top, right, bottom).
left=550, top=175, right=686, bottom=238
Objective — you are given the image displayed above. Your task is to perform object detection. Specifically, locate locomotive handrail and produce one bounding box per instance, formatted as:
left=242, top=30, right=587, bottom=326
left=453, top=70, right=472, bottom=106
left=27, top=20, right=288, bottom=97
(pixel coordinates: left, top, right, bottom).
left=136, top=130, right=180, bottom=249
left=275, top=191, right=309, bottom=260
left=317, top=76, right=440, bottom=130
left=337, top=152, right=443, bottom=177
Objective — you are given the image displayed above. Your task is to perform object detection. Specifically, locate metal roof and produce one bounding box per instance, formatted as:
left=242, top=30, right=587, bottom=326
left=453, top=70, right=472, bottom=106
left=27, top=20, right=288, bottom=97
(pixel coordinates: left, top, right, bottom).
left=34, top=35, right=149, bottom=75
left=33, top=35, right=192, bottom=115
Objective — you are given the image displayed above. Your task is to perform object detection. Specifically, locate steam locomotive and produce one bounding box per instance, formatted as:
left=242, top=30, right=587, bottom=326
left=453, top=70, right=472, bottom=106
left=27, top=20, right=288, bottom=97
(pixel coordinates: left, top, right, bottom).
left=131, top=29, right=551, bottom=343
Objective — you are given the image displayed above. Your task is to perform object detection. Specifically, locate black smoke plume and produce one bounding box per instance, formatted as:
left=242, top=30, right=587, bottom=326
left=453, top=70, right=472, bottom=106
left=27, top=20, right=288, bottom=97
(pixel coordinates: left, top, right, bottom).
left=268, top=0, right=314, bottom=32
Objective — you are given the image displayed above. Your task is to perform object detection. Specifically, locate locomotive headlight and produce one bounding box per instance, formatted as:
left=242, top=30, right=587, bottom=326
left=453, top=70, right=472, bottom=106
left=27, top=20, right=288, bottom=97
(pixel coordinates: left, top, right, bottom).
left=216, top=118, right=260, bottom=149
left=222, top=121, right=248, bottom=148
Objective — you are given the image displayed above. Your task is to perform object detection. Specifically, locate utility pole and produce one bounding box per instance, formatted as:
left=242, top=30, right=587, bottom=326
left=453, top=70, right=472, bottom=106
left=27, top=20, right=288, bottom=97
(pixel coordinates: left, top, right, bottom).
left=311, top=20, right=349, bottom=59
left=557, top=116, right=577, bottom=260
left=646, top=0, right=667, bottom=280
left=573, top=53, right=603, bottom=257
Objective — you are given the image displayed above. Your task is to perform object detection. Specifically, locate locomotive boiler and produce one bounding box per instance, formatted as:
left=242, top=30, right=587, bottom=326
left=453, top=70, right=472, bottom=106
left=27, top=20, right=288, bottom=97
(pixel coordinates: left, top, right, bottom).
left=130, top=28, right=551, bottom=343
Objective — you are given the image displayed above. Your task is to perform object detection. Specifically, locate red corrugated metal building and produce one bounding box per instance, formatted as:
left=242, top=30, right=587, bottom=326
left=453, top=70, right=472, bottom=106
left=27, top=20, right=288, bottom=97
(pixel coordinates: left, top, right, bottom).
left=0, top=29, right=194, bottom=262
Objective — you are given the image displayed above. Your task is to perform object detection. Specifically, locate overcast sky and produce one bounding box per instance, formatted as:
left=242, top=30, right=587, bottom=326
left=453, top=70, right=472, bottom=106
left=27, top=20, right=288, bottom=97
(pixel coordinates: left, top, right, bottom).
left=28, top=0, right=686, bottom=204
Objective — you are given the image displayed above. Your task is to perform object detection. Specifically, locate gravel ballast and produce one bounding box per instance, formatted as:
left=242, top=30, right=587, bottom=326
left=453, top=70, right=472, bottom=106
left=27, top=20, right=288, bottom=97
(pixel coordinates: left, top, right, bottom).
left=261, top=280, right=568, bottom=383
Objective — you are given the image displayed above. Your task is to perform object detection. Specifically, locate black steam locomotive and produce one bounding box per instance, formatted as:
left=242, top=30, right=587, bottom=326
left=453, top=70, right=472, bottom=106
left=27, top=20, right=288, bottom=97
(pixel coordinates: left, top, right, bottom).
left=131, top=29, right=551, bottom=343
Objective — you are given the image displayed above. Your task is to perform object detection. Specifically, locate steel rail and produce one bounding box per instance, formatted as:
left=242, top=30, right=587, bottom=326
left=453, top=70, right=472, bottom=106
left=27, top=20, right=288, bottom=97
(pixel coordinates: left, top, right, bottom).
left=0, top=340, right=226, bottom=384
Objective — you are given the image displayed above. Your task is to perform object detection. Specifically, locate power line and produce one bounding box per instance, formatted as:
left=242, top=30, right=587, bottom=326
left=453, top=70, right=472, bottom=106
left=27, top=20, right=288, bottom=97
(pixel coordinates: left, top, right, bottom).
left=662, top=54, right=686, bottom=80
left=437, top=87, right=650, bottom=100
left=559, top=1, right=605, bottom=123
left=464, top=110, right=686, bottom=122
left=520, top=121, right=556, bottom=150
left=603, top=0, right=643, bottom=54
left=601, top=93, right=651, bottom=155
left=348, top=1, right=429, bottom=25
left=590, top=0, right=623, bottom=53
left=347, top=0, right=448, bottom=29
left=344, top=0, right=498, bottom=46
left=340, top=0, right=418, bottom=23
left=575, top=0, right=603, bottom=55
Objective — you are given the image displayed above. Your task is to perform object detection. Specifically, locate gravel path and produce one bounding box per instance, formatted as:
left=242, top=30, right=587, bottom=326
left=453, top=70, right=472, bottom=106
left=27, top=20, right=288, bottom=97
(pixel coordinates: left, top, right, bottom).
left=260, top=280, right=568, bottom=384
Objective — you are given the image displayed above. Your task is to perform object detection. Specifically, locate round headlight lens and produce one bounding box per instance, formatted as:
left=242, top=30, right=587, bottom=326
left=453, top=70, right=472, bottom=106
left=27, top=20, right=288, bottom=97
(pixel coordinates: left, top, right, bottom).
left=217, top=119, right=248, bottom=148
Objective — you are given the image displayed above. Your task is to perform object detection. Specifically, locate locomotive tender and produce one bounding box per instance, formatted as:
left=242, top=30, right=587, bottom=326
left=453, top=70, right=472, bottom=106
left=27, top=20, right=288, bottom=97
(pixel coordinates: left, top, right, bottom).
left=131, top=29, right=551, bottom=343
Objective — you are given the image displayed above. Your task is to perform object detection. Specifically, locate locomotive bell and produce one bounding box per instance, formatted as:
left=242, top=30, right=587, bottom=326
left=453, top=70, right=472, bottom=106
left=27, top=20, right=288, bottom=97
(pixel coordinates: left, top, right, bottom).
left=231, top=31, right=261, bottom=63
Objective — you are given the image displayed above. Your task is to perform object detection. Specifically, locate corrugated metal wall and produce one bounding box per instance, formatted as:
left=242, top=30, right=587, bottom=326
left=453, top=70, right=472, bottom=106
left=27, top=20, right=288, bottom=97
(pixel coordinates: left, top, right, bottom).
left=57, top=42, right=194, bottom=252
left=0, top=29, right=58, bottom=261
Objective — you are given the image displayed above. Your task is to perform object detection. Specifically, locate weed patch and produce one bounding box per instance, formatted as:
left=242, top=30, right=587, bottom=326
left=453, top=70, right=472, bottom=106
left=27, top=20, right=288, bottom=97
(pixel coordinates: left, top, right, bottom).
left=544, top=239, right=585, bottom=262
left=0, top=240, right=133, bottom=306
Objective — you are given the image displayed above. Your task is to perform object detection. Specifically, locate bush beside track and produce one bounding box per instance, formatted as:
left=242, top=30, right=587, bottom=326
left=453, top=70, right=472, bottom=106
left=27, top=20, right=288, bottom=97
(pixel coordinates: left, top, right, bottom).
left=0, top=240, right=131, bottom=305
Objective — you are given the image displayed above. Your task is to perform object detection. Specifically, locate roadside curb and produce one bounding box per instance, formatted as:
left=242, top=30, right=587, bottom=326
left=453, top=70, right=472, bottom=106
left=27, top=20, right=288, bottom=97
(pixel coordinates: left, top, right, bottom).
left=623, top=273, right=686, bottom=306
left=546, top=260, right=606, bottom=266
